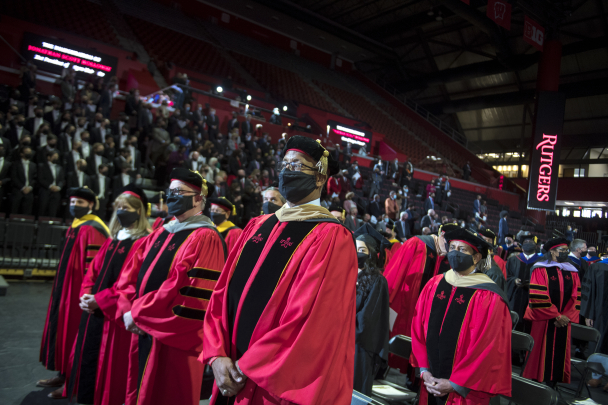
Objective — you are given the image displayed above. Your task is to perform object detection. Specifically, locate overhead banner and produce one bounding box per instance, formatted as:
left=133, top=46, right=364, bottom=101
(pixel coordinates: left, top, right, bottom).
left=523, top=16, right=545, bottom=51
left=487, top=0, right=512, bottom=30
left=21, top=32, right=118, bottom=79
left=327, top=120, right=372, bottom=149
left=527, top=91, right=566, bottom=211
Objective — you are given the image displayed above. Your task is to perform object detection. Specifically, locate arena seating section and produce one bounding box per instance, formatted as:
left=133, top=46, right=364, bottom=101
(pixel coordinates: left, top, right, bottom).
left=0, top=0, right=552, bottom=251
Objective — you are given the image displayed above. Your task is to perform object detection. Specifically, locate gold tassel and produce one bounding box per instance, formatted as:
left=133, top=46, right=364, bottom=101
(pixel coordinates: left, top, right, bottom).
left=341, top=209, right=345, bottom=221
left=94, top=196, right=100, bottom=211
left=232, top=205, right=236, bottom=216
left=315, top=140, right=329, bottom=175
left=201, top=178, right=208, bottom=196
left=159, top=191, right=164, bottom=210
left=147, top=203, right=151, bottom=217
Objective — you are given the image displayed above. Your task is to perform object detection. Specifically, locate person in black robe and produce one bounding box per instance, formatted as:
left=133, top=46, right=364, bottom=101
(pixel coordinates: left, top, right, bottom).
left=353, top=223, right=390, bottom=396
left=505, top=235, right=540, bottom=332
left=581, top=258, right=608, bottom=388
left=478, top=228, right=507, bottom=292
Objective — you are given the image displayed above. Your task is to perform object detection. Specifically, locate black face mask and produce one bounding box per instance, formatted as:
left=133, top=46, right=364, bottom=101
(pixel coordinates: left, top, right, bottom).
left=279, top=170, right=317, bottom=203
left=580, top=250, right=588, bottom=257
left=210, top=212, right=226, bottom=226
left=42, top=129, right=49, bottom=135
left=166, top=195, right=194, bottom=217
left=70, top=205, right=89, bottom=219
left=557, top=251, right=569, bottom=263
left=522, top=242, right=536, bottom=254
left=95, top=151, right=104, bottom=156
left=357, top=252, right=369, bottom=269
left=0, top=149, right=4, bottom=157
left=82, top=138, right=90, bottom=143
left=16, top=121, right=24, bottom=127
left=447, top=250, right=476, bottom=273
left=116, top=209, right=139, bottom=228
left=262, top=201, right=281, bottom=215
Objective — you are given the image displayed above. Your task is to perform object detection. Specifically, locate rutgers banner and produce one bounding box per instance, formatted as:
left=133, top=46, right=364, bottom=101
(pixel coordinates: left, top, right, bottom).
left=527, top=91, right=566, bottom=211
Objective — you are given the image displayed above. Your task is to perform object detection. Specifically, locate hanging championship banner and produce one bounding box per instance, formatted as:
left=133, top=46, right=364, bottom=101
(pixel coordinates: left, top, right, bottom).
left=487, top=0, right=512, bottom=30
left=524, top=16, right=545, bottom=51
left=527, top=91, right=566, bottom=211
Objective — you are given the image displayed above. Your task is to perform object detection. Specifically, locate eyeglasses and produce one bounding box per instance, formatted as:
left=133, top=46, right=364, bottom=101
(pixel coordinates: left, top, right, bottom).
left=276, top=161, right=318, bottom=172
left=166, top=188, right=197, bottom=198
left=556, top=248, right=570, bottom=253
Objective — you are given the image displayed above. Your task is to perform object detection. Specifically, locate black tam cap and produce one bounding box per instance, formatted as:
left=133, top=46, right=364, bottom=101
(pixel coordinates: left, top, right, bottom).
left=119, top=184, right=150, bottom=217
left=209, top=197, right=236, bottom=216
left=328, top=203, right=345, bottom=219
left=444, top=228, right=493, bottom=259
left=170, top=168, right=214, bottom=197
left=543, top=237, right=569, bottom=252
left=283, top=135, right=339, bottom=176
left=438, top=223, right=460, bottom=237
left=149, top=191, right=165, bottom=204
left=517, top=233, right=537, bottom=244
left=478, top=228, right=497, bottom=245
left=68, top=187, right=96, bottom=203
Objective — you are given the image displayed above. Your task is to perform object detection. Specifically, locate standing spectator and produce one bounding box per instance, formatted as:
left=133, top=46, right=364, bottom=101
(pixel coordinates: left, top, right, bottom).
left=241, top=114, right=254, bottom=137
left=565, top=225, right=577, bottom=242
left=425, top=180, right=436, bottom=199
left=125, top=88, right=141, bottom=117
left=11, top=146, right=37, bottom=215
left=443, top=176, right=451, bottom=201
left=327, top=173, right=341, bottom=198
left=228, top=111, right=239, bottom=132
left=368, top=194, right=384, bottom=220
left=7, top=114, right=29, bottom=147
left=348, top=160, right=359, bottom=178
left=37, top=150, right=64, bottom=217
left=424, top=192, right=435, bottom=213
left=352, top=167, right=363, bottom=190
left=385, top=190, right=399, bottom=220
left=388, top=158, right=400, bottom=183
left=343, top=192, right=356, bottom=213
left=480, top=200, right=488, bottom=221
left=401, top=157, right=413, bottom=186
left=60, top=71, right=76, bottom=109
left=462, top=160, right=471, bottom=180
left=149, top=118, right=169, bottom=181
left=434, top=178, right=443, bottom=206
left=498, top=212, right=509, bottom=245
left=19, top=64, right=37, bottom=100
left=91, top=163, right=111, bottom=219
left=138, top=104, right=154, bottom=134
left=339, top=169, right=351, bottom=201
left=473, top=194, right=482, bottom=217
left=25, top=107, right=46, bottom=135
left=86, top=143, right=109, bottom=176
left=420, top=209, right=434, bottom=229
left=369, top=166, right=382, bottom=199
left=395, top=211, right=411, bottom=242
left=344, top=207, right=360, bottom=232
left=0, top=142, right=11, bottom=210
left=206, top=108, right=220, bottom=141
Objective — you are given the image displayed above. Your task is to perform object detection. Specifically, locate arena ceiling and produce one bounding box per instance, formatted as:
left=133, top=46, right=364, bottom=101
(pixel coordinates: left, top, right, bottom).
left=242, top=0, right=608, bottom=156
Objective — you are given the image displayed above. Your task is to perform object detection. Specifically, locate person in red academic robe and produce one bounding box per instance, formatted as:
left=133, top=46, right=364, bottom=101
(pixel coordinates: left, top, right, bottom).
left=383, top=224, right=456, bottom=372
left=122, top=168, right=227, bottom=405
left=209, top=197, right=243, bottom=254
left=327, top=172, right=341, bottom=198
left=202, top=135, right=357, bottom=405
left=64, top=185, right=151, bottom=405
left=524, top=237, right=581, bottom=385
left=37, top=187, right=109, bottom=398
left=411, top=228, right=512, bottom=405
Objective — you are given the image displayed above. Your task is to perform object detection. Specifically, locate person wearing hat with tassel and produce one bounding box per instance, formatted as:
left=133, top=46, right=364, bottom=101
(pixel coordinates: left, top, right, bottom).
left=202, top=135, right=357, bottom=405
left=121, top=168, right=227, bottom=405
left=149, top=191, right=172, bottom=230
left=38, top=187, right=110, bottom=399
left=411, top=228, right=512, bottom=404
left=208, top=197, right=243, bottom=254
left=65, top=184, right=151, bottom=405
left=477, top=228, right=507, bottom=291
left=523, top=237, right=581, bottom=386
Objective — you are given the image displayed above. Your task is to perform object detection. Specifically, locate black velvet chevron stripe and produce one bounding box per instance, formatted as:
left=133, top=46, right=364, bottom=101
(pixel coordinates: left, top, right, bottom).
left=188, top=268, right=221, bottom=281
left=172, top=305, right=206, bottom=320
left=179, top=286, right=213, bottom=300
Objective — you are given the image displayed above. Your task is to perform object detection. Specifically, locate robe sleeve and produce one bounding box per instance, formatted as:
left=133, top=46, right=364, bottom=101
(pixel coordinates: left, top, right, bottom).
left=449, top=291, right=512, bottom=396
left=581, top=264, right=597, bottom=320
left=562, top=272, right=581, bottom=323
left=505, top=256, right=519, bottom=300
left=487, top=265, right=506, bottom=292
left=225, top=228, right=243, bottom=254
left=525, top=267, right=561, bottom=321
left=409, top=276, right=439, bottom=370
left=356, top=276, right=390, bottom=360
left=131, top=228, right=226, bottom=352
left=111, top=231, right=159, bottom=320
left=96, top=237, right=147, bottom=324
left=201, top=216, right=266, bottom=362
left=236, top=225, right=357, bottom=403
left=83, top=225, right=108, bottom=279
left=80, top=238, right=112, bottom=296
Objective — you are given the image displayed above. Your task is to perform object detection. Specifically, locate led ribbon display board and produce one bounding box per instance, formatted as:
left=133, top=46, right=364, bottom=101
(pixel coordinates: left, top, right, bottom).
left=527, top=91, right=566, bottom=211
left=327, top=120, right=372, bottom=148
left=21, top=32, right=118, bottom=79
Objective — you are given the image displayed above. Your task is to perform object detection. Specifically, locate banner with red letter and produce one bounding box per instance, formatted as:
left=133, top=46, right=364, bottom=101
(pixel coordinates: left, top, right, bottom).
left=524, top=16, right=545, bottom=51
left=527, top=92, right=565, bottom=211
left=487, top=0, right=511, bottom=30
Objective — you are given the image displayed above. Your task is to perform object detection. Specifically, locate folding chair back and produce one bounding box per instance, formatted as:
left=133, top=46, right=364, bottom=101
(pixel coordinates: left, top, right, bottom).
left=388, top=335, right=412, bottom=360
left=511, top=331, right=534, bottom=375
left=510, top=311, right=519, bottom=329
left=571, top=323, right=601, bottom=347
left=351, top=390, right=384, bottom=405
left=502, top=373, right=558, bottom=405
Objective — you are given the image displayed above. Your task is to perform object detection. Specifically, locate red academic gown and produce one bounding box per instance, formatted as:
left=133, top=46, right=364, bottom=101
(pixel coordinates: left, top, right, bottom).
left=40, top=215, right=109, bottom=375
left=384, top=235, right=447, bottom=371
left=523, top=261, right=580, bottom=383
left=151, top=216, right=173, bottom=231
left=493, top=255, right=507, bottom=279
left=65, top=236, right=146, bottom=405
left=123, top=221, right=226, bottom=405
left=327, top=177, right=341, bottom=196
left=386, top=241, right=402, bottom=264
left=202, top=214, right=357, bottom=405
left=217, top=221, right=243, bottom=254
left=411, top=272, right=512, bottom=405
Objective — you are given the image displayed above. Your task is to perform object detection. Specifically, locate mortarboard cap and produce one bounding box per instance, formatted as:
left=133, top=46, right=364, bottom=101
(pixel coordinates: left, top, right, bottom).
left=543, top=237, right=569, bottom=252
left=283, top=135, right=339, bottom=176
left=170, top=168, right=214, bottom=197
left=444, top=228, right=494, bottom=259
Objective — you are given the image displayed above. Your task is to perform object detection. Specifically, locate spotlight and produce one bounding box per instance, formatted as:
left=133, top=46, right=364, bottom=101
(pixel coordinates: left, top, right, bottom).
left=216, top=86, right=223, bottom=93
left=435, top=11, right=443, bottom=21
left=427, top=9, right=434, bottom=16
left=246, top=95, right=252, bottom=101
left=283, top=106, right=288, bottom=111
